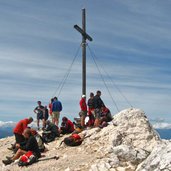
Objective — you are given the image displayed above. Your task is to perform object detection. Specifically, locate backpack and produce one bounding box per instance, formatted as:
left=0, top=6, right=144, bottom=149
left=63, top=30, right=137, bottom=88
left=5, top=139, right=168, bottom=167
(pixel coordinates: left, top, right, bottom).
left=18, top=151, right=37, bottom=167
left=35, top=134, right=45, bottom=152
left=64, top=134, right=82, bottom=146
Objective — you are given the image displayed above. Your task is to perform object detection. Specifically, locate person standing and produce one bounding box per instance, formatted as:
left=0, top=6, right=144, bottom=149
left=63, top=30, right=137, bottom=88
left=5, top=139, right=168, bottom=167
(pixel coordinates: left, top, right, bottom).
left=34, top=101, right=45, bottom=130
left=93, top=90, right=105, bottom=127
left=79, top=95, right=87, bottom=128
left=48, top=98, right=54, bottom=121
left=52, top=97, right=62, bottom=126
left=87, top=92, right=95, bottom=126
left=42, top=106, right=49, bottom=129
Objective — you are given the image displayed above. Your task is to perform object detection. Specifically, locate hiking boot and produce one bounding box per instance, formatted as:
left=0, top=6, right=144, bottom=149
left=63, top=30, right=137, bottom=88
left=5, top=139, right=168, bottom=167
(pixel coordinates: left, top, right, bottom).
left=6, top=156, right=13, bottom=160
left=2, top=159, right=13, bottom=165
left=7, top=147, right=13, bottom=150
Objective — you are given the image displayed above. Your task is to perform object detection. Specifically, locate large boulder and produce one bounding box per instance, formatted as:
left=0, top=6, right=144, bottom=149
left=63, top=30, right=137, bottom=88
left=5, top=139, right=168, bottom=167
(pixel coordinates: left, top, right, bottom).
left=82, top=108, right=161, bottom=171
left=136, top=140, right=171, bottom=171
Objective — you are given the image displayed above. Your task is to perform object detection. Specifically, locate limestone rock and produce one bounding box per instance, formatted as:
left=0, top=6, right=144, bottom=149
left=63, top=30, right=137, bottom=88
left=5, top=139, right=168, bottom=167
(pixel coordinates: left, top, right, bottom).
left=136, top=141, right=171, bottom=171
left=0, top=108, right=166, bottom=171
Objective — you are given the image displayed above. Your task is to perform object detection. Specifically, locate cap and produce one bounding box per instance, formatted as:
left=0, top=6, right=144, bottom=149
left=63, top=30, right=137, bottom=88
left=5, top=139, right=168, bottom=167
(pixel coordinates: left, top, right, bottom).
left=82, top=95, right=86, bottom=98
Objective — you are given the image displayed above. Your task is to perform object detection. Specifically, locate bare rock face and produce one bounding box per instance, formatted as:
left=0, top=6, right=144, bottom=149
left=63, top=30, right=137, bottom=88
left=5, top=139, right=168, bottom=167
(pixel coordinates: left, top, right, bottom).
left=86, top=108, right=161, bottom=171
left=0, top=108, right=169, bottom=171
left=136, top=140, right=171, bottom=171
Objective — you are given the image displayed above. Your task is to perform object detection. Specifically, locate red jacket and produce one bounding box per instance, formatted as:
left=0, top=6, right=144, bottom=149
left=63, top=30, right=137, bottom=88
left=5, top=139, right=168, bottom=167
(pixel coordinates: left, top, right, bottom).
left=67, top=120, right=75, bottom=132
left=79, top=98, right=87, bottom=111
left=13, top=118, right=29, bottom=135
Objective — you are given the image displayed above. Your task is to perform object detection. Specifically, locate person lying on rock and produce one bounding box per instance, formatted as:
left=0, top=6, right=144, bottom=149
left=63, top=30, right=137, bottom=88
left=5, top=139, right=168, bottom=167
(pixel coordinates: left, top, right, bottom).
left=59, top=117, right=75, bottom=134
left=2, top=128, right=41, bottom=165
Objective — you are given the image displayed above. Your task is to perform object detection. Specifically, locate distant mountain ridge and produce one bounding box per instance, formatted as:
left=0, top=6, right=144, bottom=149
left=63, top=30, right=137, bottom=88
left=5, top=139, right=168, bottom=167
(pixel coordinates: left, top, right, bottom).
left=0, top=120, right=171, bottom=139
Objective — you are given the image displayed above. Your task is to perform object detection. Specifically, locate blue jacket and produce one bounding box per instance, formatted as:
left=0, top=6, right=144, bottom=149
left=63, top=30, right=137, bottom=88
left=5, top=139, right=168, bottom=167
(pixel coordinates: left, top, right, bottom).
left=52, top=100, right=62, bottom=112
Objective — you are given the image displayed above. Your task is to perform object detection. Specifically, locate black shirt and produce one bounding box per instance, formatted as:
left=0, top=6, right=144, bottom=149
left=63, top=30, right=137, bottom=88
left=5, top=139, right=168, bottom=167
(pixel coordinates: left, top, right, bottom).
left=88, top=98, right=95, bottom=109
left=20, top=136, right=41, bottom=158
left=34, top=105, right=44, bottom=115
left=94, top=95, right=104, bottom=109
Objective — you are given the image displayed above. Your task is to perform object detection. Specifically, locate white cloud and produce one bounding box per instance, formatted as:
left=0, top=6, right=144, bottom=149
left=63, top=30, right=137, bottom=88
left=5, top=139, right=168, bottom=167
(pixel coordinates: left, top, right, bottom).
left=0, top=121, right=16, bottom=128
left=153, top=122, right=171, bottom=129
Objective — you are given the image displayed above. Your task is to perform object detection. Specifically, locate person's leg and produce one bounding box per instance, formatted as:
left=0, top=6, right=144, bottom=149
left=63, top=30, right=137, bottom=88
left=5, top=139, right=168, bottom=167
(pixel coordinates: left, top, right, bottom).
left=37, top=114, right=40, bottom=129
left=12, top=149, right=27, bottom=161
left=54, top=112, right=59, bottom=126
left=81, top=115, right=85, bottom=128
left=52, top=112, right=55, bottom=124
left=42, top=119, right=46, bottom=130
left=14, top=133, right=25, bottom=144
left=2, top=149, right=27, bottom=165
left=94, top=109, right=100, bottom=127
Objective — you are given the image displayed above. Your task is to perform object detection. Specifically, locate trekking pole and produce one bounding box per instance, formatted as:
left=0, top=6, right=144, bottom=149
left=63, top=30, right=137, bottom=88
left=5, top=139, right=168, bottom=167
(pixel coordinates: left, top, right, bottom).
left=38, top=156, right=59, bottom=162
left=59, top=140, right=64, bottom=147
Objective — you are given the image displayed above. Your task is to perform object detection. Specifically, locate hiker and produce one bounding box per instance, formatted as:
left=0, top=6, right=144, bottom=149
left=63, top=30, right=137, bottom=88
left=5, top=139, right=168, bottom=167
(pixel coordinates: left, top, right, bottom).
left=100, top=106, right=113, bottom=123
left=42, top=106, right=49, bottom=129
left=93, top=90, right=105, bottom=127
left=63, top=133, right=83, bottom=146
left=52, top=97, right=62, bottom=126
left=48, top=98, right=54, bottom=121
left=11, top=117, right=33, bottom=150
left=87, top=92, right=95, bottom=126
left=60, top=117, right=75, bottom=134
left=42, top=120, right=59, bottom=143
left=79, top=95, right=87, bottom=128
left=30, top=128, right=45, bottom=152
left=34, top=101, right=45, bottom=130
left=2, top=128, right=41, bottom=165
left=99, top=106, right=113, bottom=128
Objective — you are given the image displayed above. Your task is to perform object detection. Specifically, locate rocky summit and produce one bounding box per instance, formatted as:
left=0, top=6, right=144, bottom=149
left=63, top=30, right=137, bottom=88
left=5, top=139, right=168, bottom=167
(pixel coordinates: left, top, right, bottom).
left=0, top=108, right=171, bottom=171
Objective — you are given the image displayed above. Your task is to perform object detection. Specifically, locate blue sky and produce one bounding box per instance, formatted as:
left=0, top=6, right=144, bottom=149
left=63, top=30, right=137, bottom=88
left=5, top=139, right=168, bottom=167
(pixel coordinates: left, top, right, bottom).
left=0, top=0, right=171, bottom=126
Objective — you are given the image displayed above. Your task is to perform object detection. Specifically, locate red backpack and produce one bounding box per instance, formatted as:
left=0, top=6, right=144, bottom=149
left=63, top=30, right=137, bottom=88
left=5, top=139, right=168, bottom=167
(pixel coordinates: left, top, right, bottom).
left=64, top=134, right=82, bottom=146
left=18, top=151, right=37, bottom=166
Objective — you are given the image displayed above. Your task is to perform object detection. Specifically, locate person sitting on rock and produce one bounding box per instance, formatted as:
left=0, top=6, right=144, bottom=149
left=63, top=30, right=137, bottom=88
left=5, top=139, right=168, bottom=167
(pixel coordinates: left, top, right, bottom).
left=100, top=106, right=113, bottom=123
left=99, top=106, right=113, bottom=128
left=42, top=120, right=59, bottom=143
left=60, top=117, right=75, bottom=134
left=2, top=128, right=41, bottom=165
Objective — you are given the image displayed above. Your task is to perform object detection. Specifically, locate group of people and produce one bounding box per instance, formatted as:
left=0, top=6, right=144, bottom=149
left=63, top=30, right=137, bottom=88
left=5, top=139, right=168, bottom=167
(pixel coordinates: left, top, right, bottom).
left=2, top=90, right=113, bottom=166
left=79, top=90, right=113, bottom=128
left=34, top=97, right=62, bottom=130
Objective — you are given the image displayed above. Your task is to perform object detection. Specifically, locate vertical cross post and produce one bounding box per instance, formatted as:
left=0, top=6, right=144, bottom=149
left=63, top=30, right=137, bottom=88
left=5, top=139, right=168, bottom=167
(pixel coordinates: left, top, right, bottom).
left=74, top=8, right=93, bottom=97
left=82, top=8, right=86, bottom=96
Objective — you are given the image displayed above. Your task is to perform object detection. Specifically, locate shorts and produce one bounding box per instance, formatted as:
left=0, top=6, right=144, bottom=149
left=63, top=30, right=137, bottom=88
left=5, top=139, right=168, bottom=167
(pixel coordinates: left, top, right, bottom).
left=94, top=108, right=101, bottom=119
left=14, top=133, right=25, bottom=144
left=52, top=111, right=60, bottom=119
left=79, top=111, right=87, bottom=117
left=37, top=113, right=43, bottom=120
